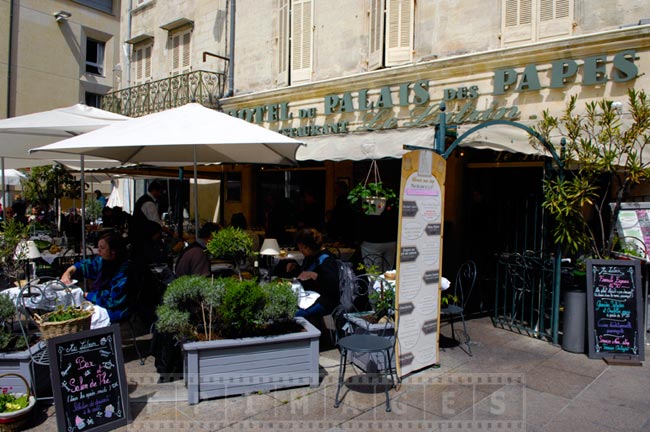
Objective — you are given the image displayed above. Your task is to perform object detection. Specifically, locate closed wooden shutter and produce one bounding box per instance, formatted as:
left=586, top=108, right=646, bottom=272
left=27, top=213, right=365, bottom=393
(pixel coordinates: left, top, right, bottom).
left=134, top=44, right=153, bottom=84
left=277, top=0, right=290, bottom=86
left=368, top=0, right=385, bottom=71
left=502, top=0, right=534, bottom=47
left=171, top=29, right=192, bottom=74
left=385, top=0, right=413, bottom=66
left=290, top=0, right=313, bottom=84
left=538, top=0, right=573, bottom=41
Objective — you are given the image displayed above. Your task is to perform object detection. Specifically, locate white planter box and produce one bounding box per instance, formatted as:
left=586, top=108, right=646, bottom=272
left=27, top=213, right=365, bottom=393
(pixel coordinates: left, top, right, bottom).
left=0, top=344, right=51, bottom=397
left=183, top=317, right=320, bottom=404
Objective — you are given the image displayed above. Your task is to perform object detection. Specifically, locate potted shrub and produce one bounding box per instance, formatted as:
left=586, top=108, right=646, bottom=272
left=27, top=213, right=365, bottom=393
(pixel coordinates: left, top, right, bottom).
left=155, top=275, right=321, bottom=404
left=205, top=226, right=254, bottom=276
left=538, top=89, right=650, bottom=260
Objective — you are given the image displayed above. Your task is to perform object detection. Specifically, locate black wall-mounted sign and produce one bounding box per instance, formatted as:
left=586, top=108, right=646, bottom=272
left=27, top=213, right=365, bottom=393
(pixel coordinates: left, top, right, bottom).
left=48, top=325, right=129, bottom=432
left=586, top=259, right=644, bottom=362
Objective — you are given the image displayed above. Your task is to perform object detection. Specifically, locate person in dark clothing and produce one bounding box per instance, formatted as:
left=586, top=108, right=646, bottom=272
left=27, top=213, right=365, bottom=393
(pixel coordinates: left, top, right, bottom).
left=11, top=194, right=27, bottom=226
left=131, top=181, right=172, bottom=265
left=174, top=222, right=219, bottom=277
left=294, top=228, right=340, bottom=318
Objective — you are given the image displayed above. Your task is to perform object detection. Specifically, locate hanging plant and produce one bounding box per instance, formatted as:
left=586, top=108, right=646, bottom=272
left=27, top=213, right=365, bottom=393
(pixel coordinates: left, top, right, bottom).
left=347, top=160, right=397, bottom=215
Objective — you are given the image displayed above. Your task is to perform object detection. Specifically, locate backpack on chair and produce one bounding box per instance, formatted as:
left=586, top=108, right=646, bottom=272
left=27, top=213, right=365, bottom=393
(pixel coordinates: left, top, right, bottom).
left=331, top=259, right=369, bottom=327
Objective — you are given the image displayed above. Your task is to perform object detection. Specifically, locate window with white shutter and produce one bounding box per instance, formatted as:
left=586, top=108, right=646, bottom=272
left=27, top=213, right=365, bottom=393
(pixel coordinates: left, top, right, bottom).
left=368, top=0, right=385, bottom=71
left=276, top=0, right=313, bottom=86
left=170, top=28, right=192, bottom=74
left=538, top=0, right=572, bottom=41
left=367, top=0, right=413, bottom=70
left=277, top=0, right=290, bottom=86
left=385, top=0, right=414, bottom=66
left=501, top=0, right=573, bottom=47
left=134, top=43, right=153, bottom=84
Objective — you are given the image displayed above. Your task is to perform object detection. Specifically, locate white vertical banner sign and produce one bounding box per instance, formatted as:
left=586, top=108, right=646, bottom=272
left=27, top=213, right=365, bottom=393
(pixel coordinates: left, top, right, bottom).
left=396, top=150, right=446, bottom=376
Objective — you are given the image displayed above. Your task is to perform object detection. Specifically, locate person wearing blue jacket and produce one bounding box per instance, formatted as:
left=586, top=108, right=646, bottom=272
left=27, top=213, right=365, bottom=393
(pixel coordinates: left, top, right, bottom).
left=60, top=232, right=131, bottom=323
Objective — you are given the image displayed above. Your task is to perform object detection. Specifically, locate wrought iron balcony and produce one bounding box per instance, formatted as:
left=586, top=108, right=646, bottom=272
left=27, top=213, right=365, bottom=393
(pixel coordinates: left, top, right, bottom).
left=102, top=70, right=226, bottom=117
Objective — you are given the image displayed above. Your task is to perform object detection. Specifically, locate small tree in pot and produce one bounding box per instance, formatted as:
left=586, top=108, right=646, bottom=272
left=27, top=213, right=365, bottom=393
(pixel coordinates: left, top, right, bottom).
left=537, top=89, right=650, bottom=260
left=205, top=226, right=254, bottom=278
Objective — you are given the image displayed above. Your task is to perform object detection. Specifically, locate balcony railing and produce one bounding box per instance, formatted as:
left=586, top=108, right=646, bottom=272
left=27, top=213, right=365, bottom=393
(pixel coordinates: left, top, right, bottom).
left=102, top=70, right=226, bottom=117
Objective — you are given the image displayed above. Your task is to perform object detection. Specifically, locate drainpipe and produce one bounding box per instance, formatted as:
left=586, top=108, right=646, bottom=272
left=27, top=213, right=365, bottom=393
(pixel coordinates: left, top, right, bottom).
left=228, top=0, right=235, bottom=97
left=6, top=0, right=15, bottom=118
left=123, top=0, right=133, bottom=88
left=3, top=0, right=16, bottom=207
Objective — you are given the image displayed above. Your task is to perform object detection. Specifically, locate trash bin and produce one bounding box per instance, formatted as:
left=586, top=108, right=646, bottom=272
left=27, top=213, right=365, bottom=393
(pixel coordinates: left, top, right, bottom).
left=562, top=289, right=586, bottom=353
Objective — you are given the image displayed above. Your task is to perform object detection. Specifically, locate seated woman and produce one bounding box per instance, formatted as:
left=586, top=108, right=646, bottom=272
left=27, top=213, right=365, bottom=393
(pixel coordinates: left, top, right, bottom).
left=60, top=232, right=131, bottom=323
left=293, top=228, right=340, bottom=318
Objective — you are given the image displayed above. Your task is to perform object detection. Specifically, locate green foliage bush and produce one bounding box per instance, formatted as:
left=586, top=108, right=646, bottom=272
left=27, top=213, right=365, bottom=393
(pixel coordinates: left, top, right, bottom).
left=206, top=226, right=254, bottom=262
left=156, top=276, right=299, bottom=341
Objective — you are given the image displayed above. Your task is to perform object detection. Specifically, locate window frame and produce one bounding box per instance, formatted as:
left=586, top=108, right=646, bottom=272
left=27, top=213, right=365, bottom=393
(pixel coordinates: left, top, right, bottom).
left=85, top=38, right=106, bottom=76
left=170, top=27, right=192, bottom=75
left=133, top=42, right=153, bottom=84
left=277, top=0, right=314, bottom=86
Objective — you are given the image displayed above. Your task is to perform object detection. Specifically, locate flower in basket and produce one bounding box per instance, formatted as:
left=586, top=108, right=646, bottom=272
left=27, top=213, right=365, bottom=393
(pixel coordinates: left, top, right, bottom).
left=0, top=387, right=29, bottom=414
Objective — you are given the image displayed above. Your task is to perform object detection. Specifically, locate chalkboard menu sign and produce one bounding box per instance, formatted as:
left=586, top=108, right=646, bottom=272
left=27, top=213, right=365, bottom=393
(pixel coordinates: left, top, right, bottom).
left=586, top=259, right=645, bottom=362
left=47, top=325, right=129, bottom=432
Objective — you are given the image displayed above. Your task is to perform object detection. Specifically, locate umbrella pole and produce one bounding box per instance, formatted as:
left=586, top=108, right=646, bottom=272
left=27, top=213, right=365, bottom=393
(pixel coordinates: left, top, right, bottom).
left=193, top=145, right=199, bottom=236
left=80, top=155, right=87, bottom=260
left=177, top=167, right=184, bottom=238
left=1, top=157, right=5, bottom=210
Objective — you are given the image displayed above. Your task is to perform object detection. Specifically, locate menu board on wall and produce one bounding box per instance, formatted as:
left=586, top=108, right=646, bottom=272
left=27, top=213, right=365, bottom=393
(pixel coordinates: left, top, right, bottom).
left=615, top=202, right=650, bottom=260
left=395, top=150, right=446, bottom=376
left=586, top=259, right=644, bottom=363
left=47, top=325, right=129, bottom=432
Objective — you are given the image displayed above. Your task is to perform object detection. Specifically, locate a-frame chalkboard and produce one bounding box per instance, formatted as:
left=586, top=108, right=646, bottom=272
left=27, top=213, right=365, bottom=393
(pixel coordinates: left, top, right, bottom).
left=47, top=325, right=130, bottom=432
left=586, top=259, right=644, bottom=363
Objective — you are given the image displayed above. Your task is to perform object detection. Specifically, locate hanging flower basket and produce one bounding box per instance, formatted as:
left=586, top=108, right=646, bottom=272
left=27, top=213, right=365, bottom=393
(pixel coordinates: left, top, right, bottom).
left=348, top=160, right=396, bottom=216
left=364, top=197, right=388, bottom=216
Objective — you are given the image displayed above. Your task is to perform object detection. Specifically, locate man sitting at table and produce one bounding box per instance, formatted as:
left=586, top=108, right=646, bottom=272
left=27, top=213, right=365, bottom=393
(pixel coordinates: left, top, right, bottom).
left=174, top=222, right=219, bottom=277
left=60, top=232, right=131, bottom=323
left=293, top=228, right=340, bottom=319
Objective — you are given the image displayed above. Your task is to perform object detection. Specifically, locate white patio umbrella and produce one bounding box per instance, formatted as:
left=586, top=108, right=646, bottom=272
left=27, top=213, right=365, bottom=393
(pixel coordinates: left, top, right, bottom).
left=2, top=169, right=26, bottom=186
left=30, top=103, right=304, bottom=233
left=0, top=103, right=128, bottom=255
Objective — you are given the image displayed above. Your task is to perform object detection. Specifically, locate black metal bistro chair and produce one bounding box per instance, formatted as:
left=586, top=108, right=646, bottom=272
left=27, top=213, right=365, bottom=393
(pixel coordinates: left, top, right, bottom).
left=440, top=260, right=476, bottom=356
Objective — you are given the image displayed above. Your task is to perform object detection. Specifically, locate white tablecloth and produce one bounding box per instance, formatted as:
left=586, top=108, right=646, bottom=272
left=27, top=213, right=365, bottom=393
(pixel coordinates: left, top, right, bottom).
left=2, top=283, right=110, bottom=329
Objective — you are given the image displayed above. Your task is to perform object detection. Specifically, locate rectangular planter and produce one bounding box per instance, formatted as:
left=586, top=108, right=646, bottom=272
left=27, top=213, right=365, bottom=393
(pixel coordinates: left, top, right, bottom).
left=183, top=317, right=320, bottom=404
left=346, top=313, right=395, bottom=372
left=0, top=344, right=51, bottom=398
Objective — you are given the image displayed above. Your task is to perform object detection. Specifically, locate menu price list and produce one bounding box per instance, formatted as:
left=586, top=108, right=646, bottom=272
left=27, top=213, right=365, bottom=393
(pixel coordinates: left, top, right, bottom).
left=586, top=260, right=644, bottom=361
left=48, top=325, right=129, bottom=432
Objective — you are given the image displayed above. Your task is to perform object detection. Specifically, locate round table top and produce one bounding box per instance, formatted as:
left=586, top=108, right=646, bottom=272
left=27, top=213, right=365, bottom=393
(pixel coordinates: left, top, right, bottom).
left=338, top=333, right=393, bottom=352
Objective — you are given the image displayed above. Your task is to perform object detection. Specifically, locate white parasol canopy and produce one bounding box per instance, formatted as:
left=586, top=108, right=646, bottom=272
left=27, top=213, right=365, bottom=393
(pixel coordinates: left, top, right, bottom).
left=1, top=169, right=26, bottom=186
left=31, top=103, right=304, bottom=232
left=30, top=103, right=302, bottom=165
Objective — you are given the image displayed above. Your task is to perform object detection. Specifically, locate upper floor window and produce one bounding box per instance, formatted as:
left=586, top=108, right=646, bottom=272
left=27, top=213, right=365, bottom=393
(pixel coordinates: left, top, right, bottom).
left=369, top=0, right=414, bottom=70
left=73, top=0, right=113, bottom=14
left=501, top=0, right=573, bottom=47
left=170, top=28, right=192, bottom=74
left=85, top=92, right=104, bottom=108
left=277, top=0, right=313, bottom=86
left=134, top=43, right=153, bottom=84
left=86, top=39, right=105, bottom=75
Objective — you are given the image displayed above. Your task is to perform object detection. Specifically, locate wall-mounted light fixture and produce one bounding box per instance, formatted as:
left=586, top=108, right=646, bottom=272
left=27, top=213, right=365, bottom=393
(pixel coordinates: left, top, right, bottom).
left=54, top=10, right=72, bottom=23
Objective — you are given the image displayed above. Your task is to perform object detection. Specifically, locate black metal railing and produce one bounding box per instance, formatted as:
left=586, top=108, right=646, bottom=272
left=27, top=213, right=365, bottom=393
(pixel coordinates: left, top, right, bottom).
left=102, top=70, right=226, bottom=117
left=493, top=251, right=558, bottom=341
